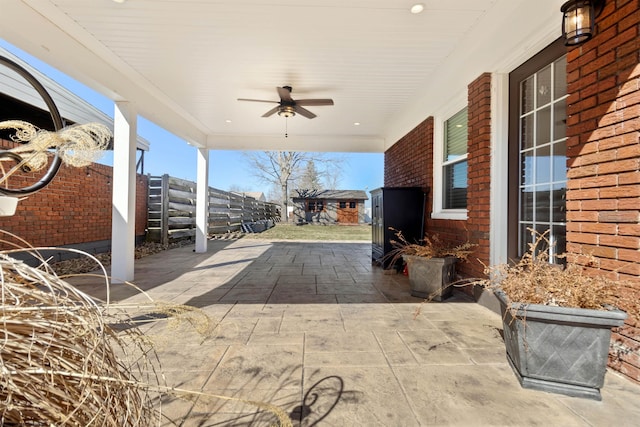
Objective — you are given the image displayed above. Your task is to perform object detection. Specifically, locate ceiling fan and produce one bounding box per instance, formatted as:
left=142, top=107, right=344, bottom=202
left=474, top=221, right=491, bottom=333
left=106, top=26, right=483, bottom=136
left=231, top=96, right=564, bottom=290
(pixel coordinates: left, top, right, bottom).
left=238, top=86, right=334, bottom=119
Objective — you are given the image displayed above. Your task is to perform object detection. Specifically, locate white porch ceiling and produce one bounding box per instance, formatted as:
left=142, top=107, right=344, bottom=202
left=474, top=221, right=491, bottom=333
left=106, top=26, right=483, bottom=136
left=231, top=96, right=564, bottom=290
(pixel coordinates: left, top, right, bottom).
left=1, top=0, right=563, bottom=152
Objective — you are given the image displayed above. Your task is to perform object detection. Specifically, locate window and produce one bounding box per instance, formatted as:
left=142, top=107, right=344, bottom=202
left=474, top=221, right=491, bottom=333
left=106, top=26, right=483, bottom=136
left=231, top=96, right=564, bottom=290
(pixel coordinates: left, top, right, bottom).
left=508, top=39, right=567, bottom=263
left=306, top=199, right=324, bottom=212
left=339, top=201, right=356, bottom=209
left=443, top=108, right=468, bottom=210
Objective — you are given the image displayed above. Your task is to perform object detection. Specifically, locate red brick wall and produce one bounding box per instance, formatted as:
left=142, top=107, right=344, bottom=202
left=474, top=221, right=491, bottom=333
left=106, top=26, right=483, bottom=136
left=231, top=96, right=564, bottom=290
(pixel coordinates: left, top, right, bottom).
left=384, top=117, right=432, bottom=191
left=465, top=73, right=493, bottom=278
left=384, top=75, right=493, bottom=282
left=0, top=142, right=148, bottom=249
left=564, top=0, right=640, bottom=382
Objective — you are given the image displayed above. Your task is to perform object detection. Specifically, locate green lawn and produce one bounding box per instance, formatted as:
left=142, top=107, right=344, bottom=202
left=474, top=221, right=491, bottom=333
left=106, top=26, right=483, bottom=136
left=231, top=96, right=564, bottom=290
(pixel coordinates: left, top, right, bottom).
left=243, top=223, right=372, bottom=241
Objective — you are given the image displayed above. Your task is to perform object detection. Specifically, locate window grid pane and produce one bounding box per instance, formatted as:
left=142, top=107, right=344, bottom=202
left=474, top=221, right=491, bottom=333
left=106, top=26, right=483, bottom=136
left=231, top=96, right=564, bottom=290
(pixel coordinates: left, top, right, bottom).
left=518, top=56, right=568, bottom=262
left=306, top=200, right=324, bottom=212
left=444, top=160, right=467, bottom=209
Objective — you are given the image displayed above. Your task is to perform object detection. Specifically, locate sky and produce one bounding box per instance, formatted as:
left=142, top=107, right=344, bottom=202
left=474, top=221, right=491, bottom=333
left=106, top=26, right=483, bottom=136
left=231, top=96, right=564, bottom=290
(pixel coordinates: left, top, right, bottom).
left=0, top=40, right=383, bottom=205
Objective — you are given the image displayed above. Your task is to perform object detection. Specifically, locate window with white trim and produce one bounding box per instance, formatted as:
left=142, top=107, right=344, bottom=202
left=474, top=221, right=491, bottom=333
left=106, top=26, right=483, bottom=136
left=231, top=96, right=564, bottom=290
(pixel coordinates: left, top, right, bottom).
left=443, top=107, right=468, bottom=210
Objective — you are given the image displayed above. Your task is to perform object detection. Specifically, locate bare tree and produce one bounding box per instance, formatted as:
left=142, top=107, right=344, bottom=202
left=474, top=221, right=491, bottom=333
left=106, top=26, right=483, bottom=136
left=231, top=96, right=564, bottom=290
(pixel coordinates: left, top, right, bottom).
left=244, top=151, right=326, bottom=222
left=322, top=155, right=347, bottom=189
left=227, top=184, right=251, bottom=193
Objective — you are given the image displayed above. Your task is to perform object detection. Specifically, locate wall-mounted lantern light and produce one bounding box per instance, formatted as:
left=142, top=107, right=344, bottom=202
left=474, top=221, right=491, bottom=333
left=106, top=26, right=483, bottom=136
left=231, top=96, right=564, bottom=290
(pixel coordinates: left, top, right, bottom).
left=561, top=0, right=605, bottom=46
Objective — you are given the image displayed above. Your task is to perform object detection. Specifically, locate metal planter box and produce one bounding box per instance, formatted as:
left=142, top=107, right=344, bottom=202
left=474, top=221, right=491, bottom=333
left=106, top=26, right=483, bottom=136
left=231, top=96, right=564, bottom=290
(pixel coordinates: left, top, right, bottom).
left=404, top=255, right=456, bottom=301
left=495, top=290, right=627, bottom=400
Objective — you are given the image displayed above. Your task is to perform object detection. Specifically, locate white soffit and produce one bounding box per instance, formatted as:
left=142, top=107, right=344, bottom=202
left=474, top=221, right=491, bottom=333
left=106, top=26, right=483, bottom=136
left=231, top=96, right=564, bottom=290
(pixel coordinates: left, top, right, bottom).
left=1, top=0, right=564, bottom=152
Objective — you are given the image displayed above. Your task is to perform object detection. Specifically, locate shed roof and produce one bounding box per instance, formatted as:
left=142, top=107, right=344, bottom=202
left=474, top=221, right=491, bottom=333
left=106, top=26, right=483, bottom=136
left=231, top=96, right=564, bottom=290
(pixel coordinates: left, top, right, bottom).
left=292, top=189, right=368, bottom=200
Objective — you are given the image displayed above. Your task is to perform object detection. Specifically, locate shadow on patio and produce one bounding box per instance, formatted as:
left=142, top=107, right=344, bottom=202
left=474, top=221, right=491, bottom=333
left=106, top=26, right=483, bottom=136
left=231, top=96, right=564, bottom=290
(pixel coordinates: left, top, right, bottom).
left=68, top=239, right=640, bottom=426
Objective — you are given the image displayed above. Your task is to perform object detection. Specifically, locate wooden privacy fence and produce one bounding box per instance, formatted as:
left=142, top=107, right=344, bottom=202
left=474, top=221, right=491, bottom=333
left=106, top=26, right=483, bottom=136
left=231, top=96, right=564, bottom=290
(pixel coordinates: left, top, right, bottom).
left=147, top=175, right=280, bottom=244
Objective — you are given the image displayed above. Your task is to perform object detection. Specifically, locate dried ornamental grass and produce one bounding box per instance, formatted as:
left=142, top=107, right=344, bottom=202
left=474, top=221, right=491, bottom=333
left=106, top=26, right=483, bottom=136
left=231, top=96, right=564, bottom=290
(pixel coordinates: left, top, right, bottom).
left=387, top=227, right=477, bottom=267
left=0, top=233, right=293, bottom=427
left=481, top=231, right=640, bottom=325
left=0, top=252, right=162, bottom=426
left=0, top=120, right=110, bottom=175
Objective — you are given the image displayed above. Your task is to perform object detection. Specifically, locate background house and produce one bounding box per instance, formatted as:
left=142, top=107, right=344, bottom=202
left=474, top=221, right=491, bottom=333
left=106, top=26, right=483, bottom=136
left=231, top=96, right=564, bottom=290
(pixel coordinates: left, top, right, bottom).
left=291, top=189, right=368, bottom=224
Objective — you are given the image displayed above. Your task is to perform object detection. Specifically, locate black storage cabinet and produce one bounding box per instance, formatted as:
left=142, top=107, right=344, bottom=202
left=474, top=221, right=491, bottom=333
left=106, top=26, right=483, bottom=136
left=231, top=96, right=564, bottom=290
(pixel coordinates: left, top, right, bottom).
left=370, top=187, right=426, bottom=269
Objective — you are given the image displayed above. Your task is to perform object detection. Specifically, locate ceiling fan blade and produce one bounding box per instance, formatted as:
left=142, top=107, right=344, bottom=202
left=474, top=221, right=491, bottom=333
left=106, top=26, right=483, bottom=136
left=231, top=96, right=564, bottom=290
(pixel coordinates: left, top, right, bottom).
left=277, top=86, right=293, bottom=102
left=295, top=99, right=334, bottom=106
left=294, top=105, right=317, bottom=119
left=262, top=106, right=281, bottom=117
left=238, top=98, right=278, bottom=103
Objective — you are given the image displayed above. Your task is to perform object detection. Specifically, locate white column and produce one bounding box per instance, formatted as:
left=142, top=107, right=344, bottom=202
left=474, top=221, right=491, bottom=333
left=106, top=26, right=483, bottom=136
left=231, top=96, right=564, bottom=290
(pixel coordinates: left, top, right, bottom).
left=490, top=73, right=509, bottom=266
left=111, top=101, right=137, bottom=282
left=195, top=147, right=209, bottom=253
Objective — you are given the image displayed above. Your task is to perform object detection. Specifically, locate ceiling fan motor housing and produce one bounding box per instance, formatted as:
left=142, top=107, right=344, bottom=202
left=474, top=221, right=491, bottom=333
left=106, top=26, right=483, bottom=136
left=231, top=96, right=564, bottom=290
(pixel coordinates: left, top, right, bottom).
left=238, top=85, right=333, bottom=119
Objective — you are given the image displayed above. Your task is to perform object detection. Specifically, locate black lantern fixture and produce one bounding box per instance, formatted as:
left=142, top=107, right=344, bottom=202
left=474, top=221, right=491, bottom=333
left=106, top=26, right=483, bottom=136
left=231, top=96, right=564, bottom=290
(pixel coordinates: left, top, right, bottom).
left=561, top=0, right=605, bottom=46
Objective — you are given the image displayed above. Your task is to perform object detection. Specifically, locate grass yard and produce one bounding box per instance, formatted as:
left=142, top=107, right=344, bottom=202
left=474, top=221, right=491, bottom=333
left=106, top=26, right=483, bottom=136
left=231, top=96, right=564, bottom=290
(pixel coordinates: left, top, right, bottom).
left=243, top=223, right=372, bottom=241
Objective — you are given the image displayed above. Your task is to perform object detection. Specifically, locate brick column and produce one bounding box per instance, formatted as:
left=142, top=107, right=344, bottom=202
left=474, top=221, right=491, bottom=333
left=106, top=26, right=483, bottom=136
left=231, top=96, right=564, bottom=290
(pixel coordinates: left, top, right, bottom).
left=465, top=73, right=493, bottom=278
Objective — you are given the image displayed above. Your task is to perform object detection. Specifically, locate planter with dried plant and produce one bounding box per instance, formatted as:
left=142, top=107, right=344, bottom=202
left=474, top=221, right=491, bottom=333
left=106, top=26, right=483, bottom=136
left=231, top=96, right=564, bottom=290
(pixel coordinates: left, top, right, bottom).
left=388, top=229, right=476, bottom=301
left=480, top=231, right=639, bottom=400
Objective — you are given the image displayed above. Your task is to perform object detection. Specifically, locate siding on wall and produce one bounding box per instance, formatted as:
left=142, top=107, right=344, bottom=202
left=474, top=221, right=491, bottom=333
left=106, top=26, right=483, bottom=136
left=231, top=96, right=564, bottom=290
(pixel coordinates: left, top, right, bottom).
left=0, top=144, right=147, bottom=250
left=564, top=0, right=640, bottom=383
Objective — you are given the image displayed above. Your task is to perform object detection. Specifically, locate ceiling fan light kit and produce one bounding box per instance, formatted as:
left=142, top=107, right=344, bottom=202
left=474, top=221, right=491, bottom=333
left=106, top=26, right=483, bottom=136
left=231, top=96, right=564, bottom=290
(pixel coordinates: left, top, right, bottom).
left=277, top=106, right=296, bottom=118
left=238, top=86, right=334, bottom=120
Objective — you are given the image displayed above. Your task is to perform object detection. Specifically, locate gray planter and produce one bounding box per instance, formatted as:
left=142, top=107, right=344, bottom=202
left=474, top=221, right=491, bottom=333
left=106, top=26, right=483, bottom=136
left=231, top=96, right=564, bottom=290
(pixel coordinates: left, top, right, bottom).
left=495, top=290, right=627, bottom=400
left=404, top=255, right=456, bottom=301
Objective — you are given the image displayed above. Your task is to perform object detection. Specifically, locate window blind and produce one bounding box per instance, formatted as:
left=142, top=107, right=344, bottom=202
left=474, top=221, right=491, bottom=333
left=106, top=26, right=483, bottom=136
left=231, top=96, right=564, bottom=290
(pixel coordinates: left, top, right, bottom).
left=444, top=108, right=468, bottom=162
left=443, top=107, right=468, bottom=209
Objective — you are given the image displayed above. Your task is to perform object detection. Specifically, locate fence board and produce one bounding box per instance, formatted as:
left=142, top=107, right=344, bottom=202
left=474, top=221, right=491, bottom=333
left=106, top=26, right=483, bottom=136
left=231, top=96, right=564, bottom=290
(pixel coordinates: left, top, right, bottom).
left=147, top=175, right=279, bottom=243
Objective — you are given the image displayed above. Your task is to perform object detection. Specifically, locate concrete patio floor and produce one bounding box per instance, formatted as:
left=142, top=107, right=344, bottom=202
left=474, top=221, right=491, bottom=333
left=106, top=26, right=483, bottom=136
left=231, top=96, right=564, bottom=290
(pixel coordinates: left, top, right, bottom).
left=70, top=239, right=640, bottom=426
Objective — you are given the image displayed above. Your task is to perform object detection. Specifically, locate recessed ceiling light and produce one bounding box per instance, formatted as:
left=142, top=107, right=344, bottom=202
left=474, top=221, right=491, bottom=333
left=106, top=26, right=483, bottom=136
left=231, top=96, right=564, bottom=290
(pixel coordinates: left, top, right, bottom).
left=410, top=4, right=424, bottom=14
left=225, top=119, right=232, bottom=123
left=354, top=122, right=361, bottom=126
left=113, top=0, right=126, bottom=3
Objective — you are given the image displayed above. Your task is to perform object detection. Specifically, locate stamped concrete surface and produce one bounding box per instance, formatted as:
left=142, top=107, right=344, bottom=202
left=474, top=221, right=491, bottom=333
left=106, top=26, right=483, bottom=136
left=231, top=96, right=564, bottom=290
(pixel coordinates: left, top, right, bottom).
left=70, top=239, right=640, bottom=426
